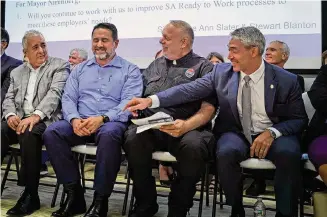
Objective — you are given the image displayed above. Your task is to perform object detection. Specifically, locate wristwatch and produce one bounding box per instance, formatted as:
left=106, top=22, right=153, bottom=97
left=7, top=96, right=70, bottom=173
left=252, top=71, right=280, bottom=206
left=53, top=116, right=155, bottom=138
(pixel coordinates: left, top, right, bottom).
left=266, top=128, right=277, bottom=140
left=101, top=115, right=110, bottom=123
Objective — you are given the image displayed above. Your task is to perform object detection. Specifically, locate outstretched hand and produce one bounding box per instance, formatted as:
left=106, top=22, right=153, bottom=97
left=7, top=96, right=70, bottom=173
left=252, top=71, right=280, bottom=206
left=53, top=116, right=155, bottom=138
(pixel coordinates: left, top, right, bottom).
left=123, top=97, right=153, bottom=117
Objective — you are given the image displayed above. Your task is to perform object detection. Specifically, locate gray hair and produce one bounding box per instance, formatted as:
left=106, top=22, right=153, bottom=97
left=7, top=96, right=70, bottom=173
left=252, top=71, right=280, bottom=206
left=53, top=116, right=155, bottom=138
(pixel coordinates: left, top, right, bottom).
left=270, top=40, right=290, bottom=57
left=169, top=20, right=194, bottom=46
left=230, top=26, right=266, bottom=55
left=22, top=30, right=44, bottom=50
left=70, top=48, right=88, bottom=60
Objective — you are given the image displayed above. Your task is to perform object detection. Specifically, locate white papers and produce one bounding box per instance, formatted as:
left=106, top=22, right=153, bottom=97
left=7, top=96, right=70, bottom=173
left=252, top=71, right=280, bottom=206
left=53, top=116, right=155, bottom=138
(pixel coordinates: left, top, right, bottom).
left=131, top=112, right=174, bottom=134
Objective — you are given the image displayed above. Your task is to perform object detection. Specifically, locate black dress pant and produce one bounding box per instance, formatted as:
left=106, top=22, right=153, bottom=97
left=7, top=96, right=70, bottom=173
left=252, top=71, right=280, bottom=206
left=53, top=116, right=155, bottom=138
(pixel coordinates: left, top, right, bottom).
left=1, top=121, right=46, bottom=193
left=123, top=124, right=215, bottom=210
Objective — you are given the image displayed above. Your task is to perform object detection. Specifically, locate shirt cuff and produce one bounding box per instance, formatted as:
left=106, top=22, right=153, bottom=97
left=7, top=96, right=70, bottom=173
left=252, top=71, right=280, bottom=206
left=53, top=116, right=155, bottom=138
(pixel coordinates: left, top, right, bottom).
left=33, top=110, right=46, bottom=120
left=267, top=127, right=282, bottom=139
left=105, top=111, right=116, bottom=122
left=5, top=113, right=16, bottom=120
left=148, top=95, right=160, bottom=108
left=66, top=114, right=81, bottom=124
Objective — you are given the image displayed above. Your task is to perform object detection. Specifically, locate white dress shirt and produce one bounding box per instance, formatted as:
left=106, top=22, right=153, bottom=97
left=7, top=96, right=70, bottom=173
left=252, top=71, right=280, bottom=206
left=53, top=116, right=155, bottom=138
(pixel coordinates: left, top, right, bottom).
left=5, top=63, right=46, bottom=120
left=237, top=60, right=281, bottom=138
left=23, top=65, right=39, bottom=116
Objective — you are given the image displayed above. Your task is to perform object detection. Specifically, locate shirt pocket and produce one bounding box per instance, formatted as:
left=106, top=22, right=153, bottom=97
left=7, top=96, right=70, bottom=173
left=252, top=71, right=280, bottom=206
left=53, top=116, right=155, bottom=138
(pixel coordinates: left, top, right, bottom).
left=101, top=76, right=124, bottom=100
left=146, top=76, right=161, bottom=85
left=173, top=74, right=192, bottom=86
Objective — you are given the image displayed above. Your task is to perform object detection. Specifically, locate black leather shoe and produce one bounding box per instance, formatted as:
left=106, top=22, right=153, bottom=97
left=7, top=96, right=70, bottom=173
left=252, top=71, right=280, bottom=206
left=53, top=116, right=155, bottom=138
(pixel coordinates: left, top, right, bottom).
left=52, top=182, right=86, bottom=217
left=231, top=205, right=245, bottom=217
left=6, top=191, right=40, bottom=216
left=167, top=206, right=188, bottom=217
left=245, top=180, right=266, bottom=196
left=129, top=203, right=158, bottom=217
left=275, top=211, right=292, bottom=217
left=84, top=192, right=108, bottom=217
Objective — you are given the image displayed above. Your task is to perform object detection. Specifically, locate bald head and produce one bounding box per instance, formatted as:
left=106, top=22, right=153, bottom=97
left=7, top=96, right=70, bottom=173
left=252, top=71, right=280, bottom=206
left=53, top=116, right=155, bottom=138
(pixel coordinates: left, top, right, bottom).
left=159, top=20, right=194, bottom=60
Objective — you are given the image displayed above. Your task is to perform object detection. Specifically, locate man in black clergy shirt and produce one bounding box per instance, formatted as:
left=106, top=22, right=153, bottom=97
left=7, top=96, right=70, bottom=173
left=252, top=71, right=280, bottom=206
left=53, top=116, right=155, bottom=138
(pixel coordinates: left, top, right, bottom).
left=123, top=20, right=217, bottom=217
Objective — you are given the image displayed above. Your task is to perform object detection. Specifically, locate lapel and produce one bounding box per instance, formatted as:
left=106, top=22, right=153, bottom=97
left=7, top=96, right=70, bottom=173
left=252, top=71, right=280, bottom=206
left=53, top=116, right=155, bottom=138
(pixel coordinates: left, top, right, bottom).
left=21, top=65, right=30, bottom=105
left=33, top=60, right=50, bottom=101
left=227, top=71, right=242, bottom=126
left=264, top=62, right=278, bottom=120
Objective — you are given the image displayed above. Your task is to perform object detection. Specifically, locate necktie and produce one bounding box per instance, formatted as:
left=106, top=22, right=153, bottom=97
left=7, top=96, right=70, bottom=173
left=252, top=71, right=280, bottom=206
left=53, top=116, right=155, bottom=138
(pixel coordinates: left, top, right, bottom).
left=242, top=76, right=252, bottom=144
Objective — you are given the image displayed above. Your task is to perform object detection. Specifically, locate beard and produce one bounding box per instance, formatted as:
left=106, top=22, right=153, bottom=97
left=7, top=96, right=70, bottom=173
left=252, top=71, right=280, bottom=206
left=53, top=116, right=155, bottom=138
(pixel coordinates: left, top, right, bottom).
left=94, top=47, right=115, bottom=60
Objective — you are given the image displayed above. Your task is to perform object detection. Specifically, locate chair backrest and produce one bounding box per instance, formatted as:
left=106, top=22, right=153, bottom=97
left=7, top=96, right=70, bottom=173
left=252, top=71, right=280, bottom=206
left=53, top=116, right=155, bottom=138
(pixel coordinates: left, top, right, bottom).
left=302, top=92, right=316, bottom=124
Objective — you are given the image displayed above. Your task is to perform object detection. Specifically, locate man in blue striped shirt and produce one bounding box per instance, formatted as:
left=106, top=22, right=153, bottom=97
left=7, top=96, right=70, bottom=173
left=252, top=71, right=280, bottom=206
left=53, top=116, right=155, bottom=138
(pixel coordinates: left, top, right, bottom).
left=43, top=23, right=143, bottom=217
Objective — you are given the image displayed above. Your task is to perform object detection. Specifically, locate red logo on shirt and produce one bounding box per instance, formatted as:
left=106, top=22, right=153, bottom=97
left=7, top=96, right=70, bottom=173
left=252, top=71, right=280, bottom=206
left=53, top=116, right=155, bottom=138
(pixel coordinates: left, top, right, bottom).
left=185, top=68, right=195, bottom=78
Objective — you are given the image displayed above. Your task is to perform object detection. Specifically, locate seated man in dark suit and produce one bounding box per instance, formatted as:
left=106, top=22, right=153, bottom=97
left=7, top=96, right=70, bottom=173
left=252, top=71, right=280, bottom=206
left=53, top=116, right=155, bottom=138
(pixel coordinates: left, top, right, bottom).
left=265, top=40, right=305, bottom=92
left=123, top=20, right=216, bottom=217
left=1, top=30, right=69, bottom=216
left=1, top=28, right=22, bottom=108
left=245, top=40, right=306, bottom=196
left=125, top=26, right=308, bottom=217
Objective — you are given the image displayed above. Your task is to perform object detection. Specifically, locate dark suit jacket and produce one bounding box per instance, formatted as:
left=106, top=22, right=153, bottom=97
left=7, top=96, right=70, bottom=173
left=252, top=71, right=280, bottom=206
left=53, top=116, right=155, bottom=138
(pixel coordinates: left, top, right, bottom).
left=1, top=53, right=22, bottom=106
left=156, top=61, right=308, bottom=136
left=304, top=65, right=327, bottom=147
left=297, top=75, right=305, bottom=93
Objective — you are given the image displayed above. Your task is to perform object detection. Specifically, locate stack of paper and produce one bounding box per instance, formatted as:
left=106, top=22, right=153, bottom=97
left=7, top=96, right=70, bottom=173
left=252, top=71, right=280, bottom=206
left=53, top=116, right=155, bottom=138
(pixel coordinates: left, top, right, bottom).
left=131, top=112, right=174, bottom=134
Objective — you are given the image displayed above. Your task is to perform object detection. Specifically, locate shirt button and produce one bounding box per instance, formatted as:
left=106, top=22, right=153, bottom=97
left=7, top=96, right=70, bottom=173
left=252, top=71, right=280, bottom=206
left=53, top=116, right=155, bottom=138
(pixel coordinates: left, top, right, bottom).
left=97, top=89, right=100, bottom=91
left=98, top=77, right=101, bottom=80
left=97, top=99, right=100, bottom=102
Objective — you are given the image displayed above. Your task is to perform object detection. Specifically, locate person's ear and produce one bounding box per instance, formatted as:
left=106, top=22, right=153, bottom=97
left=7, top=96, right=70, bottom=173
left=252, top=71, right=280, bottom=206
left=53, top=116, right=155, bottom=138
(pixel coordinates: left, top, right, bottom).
left=180, top=37, right=188, bottom=49
left=250, top=46, right=259, bottom=57
left=281, top=53, right=287, bottom=61
left=114, top=40, right=119, bottom=48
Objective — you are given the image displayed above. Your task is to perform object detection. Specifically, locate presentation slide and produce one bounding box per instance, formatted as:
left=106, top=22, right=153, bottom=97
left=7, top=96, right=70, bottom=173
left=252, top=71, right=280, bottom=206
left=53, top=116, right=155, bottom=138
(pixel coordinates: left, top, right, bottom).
left=5, top=0, right=322, bottom=69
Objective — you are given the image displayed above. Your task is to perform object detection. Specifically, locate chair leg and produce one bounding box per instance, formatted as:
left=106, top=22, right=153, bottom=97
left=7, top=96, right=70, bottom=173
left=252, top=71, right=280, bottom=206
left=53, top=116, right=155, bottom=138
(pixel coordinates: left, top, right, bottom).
left=299, top=189, right=304, bottom=217
left=13, top=150, right=20, bottom=178
left=80, top=154, right=86, bottom=192
left=1, top=151, right=14, bottom=195
left=212, top=173, right=218, bottom=217
left=205, top=165, right=210, bottom=207
left=51, top=182, right=60, bottom=208
left=299, top=171, right=304, bottom=217
left=219, top=178, right=223, bottom=209
left=124, top=162, right=128, bottom=179
left=240, top=175, right=245, bottom=210
left=122, top=166, right=131, bottom=215
left=128, top=186, right=135, bottom=215
left=60, top=190, right=65, bottom=207
left=198, top=169, right=206, bottom=217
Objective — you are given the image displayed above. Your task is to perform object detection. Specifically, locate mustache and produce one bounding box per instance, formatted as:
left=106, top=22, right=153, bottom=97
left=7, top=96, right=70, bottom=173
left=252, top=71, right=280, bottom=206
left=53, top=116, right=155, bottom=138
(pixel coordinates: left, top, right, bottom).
left=95, top=47, right=106, bottom=51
